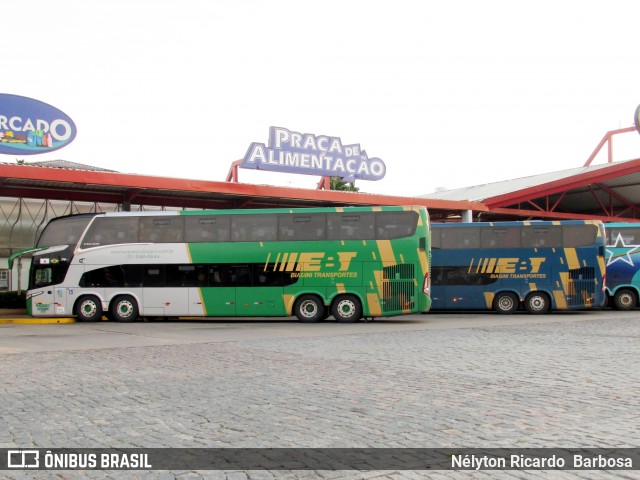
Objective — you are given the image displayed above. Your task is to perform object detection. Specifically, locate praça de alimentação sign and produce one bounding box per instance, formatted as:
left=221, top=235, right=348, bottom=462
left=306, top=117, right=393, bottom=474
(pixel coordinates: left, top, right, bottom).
left=0, top=94, right=77, bottom=155
left=241, top=126, right=386, bottom=181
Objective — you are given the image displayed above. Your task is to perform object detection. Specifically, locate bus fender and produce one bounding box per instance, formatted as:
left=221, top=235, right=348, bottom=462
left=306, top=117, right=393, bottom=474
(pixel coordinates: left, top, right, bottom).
left=523, top=289, right=553, bottom=312
left=72, top=290, right=104, bottom=302
left=491, top=290, right=522, bottom=312
left=608, top=285, right=640, bottom=297
left=72, top=291, right=107, bottom=315
left=106, top=291, right=142, bottom=311
left=285, top=291, right=327, bottom=316
left=485, top=290, right=521, bottom=310
left=327, top=291, right=365, bottom=308
left=283, top=294, right=296, bottom=316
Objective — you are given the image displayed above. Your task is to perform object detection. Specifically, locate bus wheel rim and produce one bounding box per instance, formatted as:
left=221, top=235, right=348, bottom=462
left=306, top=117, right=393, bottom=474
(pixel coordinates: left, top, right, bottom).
left=82, top=301, right=96, bottom=316
left=118, top=300, right=134, bottom=318
left=499, top=297, right=513, bottom=310
left=529, top=296, right=544, bottom=310
left=338, top=300, right=356, bottom=318
left=300, top=300, right=318, bottom=318
left=619, top=293, right=633, bottom=307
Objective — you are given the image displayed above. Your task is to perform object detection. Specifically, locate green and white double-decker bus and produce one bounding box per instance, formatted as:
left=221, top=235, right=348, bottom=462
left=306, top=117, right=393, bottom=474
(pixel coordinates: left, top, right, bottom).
left=26, top=206, right=431, bottom=322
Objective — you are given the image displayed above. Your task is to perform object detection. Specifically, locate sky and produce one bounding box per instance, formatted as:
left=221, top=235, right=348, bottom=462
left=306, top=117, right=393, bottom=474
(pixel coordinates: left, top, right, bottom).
left=3, top=0, right=640, bottom=198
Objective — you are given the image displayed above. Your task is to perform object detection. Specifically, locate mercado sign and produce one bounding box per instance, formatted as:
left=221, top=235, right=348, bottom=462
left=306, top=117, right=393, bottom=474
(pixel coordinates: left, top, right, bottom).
left=0, top=94, right=77, bottom=155
left=241, top=126, right=386, bottom=181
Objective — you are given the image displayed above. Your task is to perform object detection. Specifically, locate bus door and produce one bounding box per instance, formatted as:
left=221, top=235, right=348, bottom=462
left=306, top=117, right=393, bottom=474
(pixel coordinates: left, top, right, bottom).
left=53, top=287, right=70, bottom=315
left=29, top=261, right=69, bottom=316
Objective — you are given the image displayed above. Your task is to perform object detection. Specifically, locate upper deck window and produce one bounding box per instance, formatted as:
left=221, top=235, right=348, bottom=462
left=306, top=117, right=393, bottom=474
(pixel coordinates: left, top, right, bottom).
left=80, top=216, right=140, bottom=248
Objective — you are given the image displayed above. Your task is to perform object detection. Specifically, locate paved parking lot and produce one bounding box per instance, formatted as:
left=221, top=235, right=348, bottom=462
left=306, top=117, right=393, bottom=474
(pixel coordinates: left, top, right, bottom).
left=1, top=311, right=639, bottom=479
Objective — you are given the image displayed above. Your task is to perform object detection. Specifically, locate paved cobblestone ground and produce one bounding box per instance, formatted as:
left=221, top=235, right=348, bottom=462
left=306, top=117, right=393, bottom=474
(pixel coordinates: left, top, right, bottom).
left=1, top=313, right=639, bottom=479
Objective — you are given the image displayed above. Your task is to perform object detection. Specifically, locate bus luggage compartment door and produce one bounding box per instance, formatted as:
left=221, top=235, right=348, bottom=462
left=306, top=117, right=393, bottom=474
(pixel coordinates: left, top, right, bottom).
left=143, top=288, right=190, bottom=317
left=198, top=287, right=236, bottom=316
left=236, top=287, right=280, bottom=316
left=444, top=285, right=486, bottom=310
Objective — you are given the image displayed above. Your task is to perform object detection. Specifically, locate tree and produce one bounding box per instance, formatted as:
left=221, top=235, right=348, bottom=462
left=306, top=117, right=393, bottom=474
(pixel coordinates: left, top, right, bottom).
left=330, top=177, right=359, bottom=192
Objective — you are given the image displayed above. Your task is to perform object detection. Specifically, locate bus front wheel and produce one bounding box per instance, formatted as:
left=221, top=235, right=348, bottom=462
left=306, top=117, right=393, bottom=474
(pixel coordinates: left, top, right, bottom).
left=331, top=295, right=362, bottom=323
left=76, top=295, right=103, bottom=322
left=613, top=289, right=637, bottom=310
left=110, top=295, right=139, bottom=322
left=493, top=292, right=518, bottom=314
left=525, top=292, right=550, bottom=314
left=293, top=295, right=325, bottom=322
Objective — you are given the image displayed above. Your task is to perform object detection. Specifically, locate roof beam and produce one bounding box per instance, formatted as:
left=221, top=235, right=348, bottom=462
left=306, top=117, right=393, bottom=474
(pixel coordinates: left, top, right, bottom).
left=588, top=185, right=612, bottom=217
left=592, top=182, right=640, bottom=218
left=486, top=206, right=640, bottom=222
left=0, top=164, right=482, bottom=212
left=485, top=159, right=640, bottom=208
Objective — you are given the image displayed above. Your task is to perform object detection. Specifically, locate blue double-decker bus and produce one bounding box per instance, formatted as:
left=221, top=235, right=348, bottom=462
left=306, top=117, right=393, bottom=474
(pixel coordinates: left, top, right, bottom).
left=431, top=220, right=607, bottom=314
left=604, top=222, right=640, bottom=309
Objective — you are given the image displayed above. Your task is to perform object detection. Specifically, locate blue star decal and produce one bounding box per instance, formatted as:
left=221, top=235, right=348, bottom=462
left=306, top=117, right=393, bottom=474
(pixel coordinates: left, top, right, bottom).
left=606, top=232, right=640, bottom=266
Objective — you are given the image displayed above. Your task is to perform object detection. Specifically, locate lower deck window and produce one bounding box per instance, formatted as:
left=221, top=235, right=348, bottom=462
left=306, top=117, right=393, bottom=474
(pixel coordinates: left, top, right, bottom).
left=79, top=263, right=299, bottom=288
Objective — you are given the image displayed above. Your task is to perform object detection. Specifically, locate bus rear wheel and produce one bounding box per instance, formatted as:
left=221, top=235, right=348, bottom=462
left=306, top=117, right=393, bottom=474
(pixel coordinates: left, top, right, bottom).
left=525, top=292, right=550, bottom=314
left=613, top=289, right=637, bottom=310
left=493, top=292, right=518, bottom=314
left=110, top=295, right=139, bottom=322
left=293, top=295, right=325, bottom=322
left=331, top=295, right=362, bottom=323
left=76, top=295, right=103, bottom=322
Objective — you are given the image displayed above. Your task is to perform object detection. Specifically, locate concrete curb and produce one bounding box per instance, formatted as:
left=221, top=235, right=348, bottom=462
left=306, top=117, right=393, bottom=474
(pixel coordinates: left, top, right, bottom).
left=0, top=317, right=76, bottom=324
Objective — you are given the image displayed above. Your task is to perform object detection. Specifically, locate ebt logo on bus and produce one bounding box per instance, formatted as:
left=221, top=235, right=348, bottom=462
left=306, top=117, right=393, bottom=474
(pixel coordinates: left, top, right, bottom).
left=470, top=257, right=547, bottom=278
left=0, top=94, right=77, bottom=155
left=264, top=251, right=358, bottom=277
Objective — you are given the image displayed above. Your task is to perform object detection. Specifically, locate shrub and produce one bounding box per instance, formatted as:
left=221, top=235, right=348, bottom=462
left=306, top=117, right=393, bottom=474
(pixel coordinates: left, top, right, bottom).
left=0, top=291, right=27, bottom=309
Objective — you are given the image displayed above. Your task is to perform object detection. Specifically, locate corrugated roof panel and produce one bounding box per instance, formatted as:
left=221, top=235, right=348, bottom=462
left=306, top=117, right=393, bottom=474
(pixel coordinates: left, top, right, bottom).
left=28, top=159, right=118, bottom=172
left=419, top=162, right=623, bottom=202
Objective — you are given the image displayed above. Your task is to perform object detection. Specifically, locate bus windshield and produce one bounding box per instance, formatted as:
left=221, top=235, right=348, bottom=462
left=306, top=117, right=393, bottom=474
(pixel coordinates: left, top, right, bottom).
left=37, top=214, right=98, bottom=248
